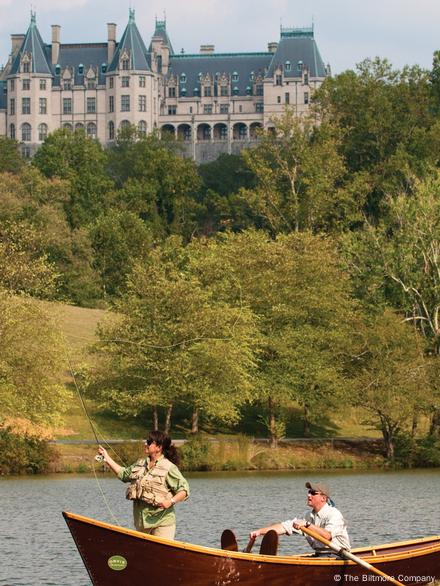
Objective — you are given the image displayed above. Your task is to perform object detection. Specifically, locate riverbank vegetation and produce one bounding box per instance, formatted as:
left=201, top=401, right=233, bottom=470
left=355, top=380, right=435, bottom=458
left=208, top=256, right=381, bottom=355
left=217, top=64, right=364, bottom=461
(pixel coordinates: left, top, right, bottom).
left=2, top=55, right=440, bottom=472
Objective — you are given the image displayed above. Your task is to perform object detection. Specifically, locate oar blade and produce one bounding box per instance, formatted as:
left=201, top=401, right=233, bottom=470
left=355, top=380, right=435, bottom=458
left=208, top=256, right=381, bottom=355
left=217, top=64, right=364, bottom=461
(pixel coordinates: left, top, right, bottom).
left=259, top=529, right=278, bottom=556
left=221, top=529, right=238, bottom=552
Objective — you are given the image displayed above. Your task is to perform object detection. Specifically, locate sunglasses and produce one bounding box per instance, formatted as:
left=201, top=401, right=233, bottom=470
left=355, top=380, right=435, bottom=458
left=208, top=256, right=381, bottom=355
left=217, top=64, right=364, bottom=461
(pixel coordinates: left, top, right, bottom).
left=308, top=490, right=323, bottom=496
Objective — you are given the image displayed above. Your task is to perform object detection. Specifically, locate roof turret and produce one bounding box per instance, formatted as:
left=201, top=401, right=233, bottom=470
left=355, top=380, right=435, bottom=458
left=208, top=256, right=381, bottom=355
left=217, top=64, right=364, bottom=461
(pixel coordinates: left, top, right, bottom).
left=108, top=9, right=150, bottom=72
left=149, top=18, right=174, bottom=55
left=10, top=12, right=52, bottom=75
left=266, top=25, right=327, bottom=78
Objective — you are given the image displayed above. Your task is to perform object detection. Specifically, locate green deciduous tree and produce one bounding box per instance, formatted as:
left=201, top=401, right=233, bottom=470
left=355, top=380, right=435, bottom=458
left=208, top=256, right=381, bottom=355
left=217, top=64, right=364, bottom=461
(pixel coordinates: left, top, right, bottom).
left=0, top=136, right=24, bottom=174
left=108, top=129, right=201, bottom=239
left=89, top=209, right=152, bottom=297
left=239, top=109, right=356, bottom=234
left=88, top=238, right=257, bottom=432
left=189, top=230, right=358, bottom=445
left=32, top=129, right=114, bottom=228
left=0, top=292, right=68, bottom=427
left=350, top=310, right=430, bottom=459
left=315, top=58, right=440, bottom=218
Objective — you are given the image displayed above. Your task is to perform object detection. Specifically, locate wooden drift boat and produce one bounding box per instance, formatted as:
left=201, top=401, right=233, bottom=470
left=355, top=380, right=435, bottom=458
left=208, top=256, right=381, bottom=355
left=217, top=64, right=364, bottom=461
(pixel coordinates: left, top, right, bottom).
left=63, top=511, right=440, bottom=586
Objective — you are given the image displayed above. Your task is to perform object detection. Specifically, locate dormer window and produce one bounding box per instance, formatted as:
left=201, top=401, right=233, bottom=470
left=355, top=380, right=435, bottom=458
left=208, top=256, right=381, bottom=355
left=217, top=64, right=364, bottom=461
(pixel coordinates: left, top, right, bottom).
left=180, top=87, right=187, bottom=96
left=101, top=63, right=107, bottom=74
left=78, top=64, right=84, bottom=75
left=249, top=71, right=255, bottom=81
left=198, top=72, right=202, bottom=82
left=55, top=65, right=61, bottom=76
left=232, top=86, right=239, bottom=96
left=246, top=86, right=252, bottom=95
left=22, top=61, right=30, bottom=74
left=122, top=59, right=130, bottom=70
left=180, top=73, right=186, bottom=83
left=297, top=60, right=303, bottom=72
left=194, top=87, right=200, bottom=96
left=232, top=71, right=239, bottom=82
left=285, top=61, right=291, bottom=72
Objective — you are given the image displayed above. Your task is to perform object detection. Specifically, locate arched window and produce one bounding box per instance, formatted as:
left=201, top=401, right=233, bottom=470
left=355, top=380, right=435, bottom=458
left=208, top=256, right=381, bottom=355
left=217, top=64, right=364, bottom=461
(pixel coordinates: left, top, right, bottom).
left=180, top=73, right=186, bottom=83
left=138, top=120, right=147, bottom=136
left=86, top=122, right=97, bottom=139
left=38, top=123, right=48, bottom=141
left=297, top=60, right=303, bottom=72
left=75, top=123, right=84, bottom=131
left=232, top=86, right=239, bottom=96
left=21, top=123, right=31, bottom=142
left=10, top=124, right=15, bottom=140
left=285, top=61, right=291, bottom=72
left=232, top=71, right=239, bottom=82
left=78, top=64, right=84, bottom=75
left=246, top=86, right=252, bottom=95
left=63, top=123, right=73, bottom=132
left=55, top=64, right=61, bottom=76
left=108, top=121, right=114, bottom=140
left=120, top=120, right=130, bottom=130
left=101, top=63, right=107, bottom=74
left=180, top=87, right=187, bottom=96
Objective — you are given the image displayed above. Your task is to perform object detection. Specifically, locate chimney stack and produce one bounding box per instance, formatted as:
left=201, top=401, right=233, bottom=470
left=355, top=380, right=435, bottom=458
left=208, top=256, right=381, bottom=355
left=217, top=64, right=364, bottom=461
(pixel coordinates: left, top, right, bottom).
left=107, top=23, right=116, bottom=63
left=200, top=44, right=215, bottom=54
left=51, top=25, right=61, bottom=64
left=11, top=34, right=25, bottom=55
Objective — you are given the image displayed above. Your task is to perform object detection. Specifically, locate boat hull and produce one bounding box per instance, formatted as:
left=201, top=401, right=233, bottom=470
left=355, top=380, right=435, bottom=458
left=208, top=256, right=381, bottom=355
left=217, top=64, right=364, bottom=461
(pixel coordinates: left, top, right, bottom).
left=63, top=512, right=440, bottom=586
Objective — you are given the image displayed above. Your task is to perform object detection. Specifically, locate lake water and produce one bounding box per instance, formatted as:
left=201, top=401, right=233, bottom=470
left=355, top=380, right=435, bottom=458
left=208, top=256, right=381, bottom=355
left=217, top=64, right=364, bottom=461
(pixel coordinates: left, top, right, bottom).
left=1, top=468, right=440, bottom=585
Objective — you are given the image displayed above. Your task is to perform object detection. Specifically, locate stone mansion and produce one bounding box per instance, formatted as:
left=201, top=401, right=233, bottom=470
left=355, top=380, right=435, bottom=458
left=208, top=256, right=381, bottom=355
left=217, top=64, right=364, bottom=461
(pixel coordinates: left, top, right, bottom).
left=0, top=10, right=329, bottom=162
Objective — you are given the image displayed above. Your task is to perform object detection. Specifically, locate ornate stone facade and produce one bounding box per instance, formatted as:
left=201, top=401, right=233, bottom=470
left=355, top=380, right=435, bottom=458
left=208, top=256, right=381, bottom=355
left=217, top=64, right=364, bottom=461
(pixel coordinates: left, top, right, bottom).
left=0, top=10, right=329, bottom=161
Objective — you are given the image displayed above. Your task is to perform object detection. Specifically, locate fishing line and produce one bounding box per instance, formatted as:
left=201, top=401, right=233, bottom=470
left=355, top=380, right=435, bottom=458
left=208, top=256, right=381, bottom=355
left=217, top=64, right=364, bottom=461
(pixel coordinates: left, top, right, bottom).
left=64, top=346, right=123, bottom=526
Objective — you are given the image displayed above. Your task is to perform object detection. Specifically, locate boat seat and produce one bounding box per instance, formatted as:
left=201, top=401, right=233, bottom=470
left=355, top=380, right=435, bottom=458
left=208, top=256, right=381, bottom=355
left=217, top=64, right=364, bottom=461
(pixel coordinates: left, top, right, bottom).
left=259, top=529, right=278, bottom=556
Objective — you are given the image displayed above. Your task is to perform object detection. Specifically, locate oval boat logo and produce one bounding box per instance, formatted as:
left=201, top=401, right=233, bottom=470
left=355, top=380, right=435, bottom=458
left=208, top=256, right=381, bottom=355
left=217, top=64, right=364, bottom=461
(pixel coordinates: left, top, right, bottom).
left=108, top=555, right=128, bottom=571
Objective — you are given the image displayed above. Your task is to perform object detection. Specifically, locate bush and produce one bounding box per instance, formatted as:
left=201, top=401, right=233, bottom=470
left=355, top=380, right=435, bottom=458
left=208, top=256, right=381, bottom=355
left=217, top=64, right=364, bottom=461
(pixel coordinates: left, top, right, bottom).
left=0, top=428, right=58, bottom=474
left=415, top=436, right=440, bottom=467
left=180, top=435, right=211, bottom=471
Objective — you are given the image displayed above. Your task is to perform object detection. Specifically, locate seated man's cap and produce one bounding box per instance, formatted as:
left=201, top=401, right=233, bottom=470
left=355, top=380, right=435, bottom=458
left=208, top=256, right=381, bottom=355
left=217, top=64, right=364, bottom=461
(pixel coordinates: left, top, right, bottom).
left=305, top=481, right=330, bottom=497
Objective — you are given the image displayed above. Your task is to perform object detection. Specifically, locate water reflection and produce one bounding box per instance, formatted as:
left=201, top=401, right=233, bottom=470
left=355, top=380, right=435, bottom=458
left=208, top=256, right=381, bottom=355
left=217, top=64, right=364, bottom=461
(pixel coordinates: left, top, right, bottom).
left=1, top=469, right=439, bottom=585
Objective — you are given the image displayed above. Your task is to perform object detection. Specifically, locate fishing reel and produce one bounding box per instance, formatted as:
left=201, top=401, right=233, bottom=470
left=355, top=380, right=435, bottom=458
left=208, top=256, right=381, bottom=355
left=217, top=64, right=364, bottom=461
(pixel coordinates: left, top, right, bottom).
left=94, top=454, right=104, bottom=462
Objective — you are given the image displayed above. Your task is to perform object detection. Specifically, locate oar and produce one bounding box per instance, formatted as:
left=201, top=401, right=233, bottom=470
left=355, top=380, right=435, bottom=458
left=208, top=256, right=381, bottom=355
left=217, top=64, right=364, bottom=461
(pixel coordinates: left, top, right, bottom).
left=221, top=529, right=238, bottom=552
left=300, top=525, right=404, bottom=586
left=243, top=535, right=256, bottom=553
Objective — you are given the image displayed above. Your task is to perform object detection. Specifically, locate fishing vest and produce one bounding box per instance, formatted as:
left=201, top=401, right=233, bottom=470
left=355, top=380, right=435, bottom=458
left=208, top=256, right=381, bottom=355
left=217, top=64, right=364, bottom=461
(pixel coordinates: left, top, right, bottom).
left=125, top=457, right=174, bottom=507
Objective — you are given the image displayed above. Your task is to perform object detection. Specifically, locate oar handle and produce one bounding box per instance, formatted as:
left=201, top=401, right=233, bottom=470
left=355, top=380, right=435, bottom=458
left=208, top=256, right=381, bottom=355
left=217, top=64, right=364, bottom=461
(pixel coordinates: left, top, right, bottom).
left=243, top=536, right=256, bottom=553
left=300, top=525, right=404, bottom=586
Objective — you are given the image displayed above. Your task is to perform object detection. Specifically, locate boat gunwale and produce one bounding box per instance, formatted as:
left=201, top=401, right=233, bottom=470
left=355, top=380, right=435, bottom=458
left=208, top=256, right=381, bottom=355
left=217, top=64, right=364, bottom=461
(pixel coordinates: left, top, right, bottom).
left=63, top=511, right=440, bottom=567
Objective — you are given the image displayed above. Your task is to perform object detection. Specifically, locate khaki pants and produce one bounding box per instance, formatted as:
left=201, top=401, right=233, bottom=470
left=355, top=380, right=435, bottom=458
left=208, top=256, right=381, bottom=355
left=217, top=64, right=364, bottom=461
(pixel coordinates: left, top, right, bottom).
left=139, top=524, right=176, bottom=540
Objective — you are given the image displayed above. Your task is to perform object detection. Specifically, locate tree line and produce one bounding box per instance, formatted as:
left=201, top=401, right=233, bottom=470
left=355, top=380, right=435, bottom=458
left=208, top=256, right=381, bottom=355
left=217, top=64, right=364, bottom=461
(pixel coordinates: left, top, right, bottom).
left=2, top=56, right=440, bottom=462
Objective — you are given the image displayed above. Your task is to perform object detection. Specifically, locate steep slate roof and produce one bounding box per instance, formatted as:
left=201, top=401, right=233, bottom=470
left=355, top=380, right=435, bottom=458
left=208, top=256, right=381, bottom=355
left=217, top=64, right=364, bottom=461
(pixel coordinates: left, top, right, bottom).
left=166, top=26, right=327, bottom=97
left=266, top=27, right=327, bottom=78
left=149, top=19, right=174, bottom=55
left=168, top=53, right=271, bottom=97
left=10, top=12, right=52, bottom=75
left=108, top=9, right=150, bottom=72
left=53, top=44, right=108, bottom=86
left=0, top=80, right=7, bottom=109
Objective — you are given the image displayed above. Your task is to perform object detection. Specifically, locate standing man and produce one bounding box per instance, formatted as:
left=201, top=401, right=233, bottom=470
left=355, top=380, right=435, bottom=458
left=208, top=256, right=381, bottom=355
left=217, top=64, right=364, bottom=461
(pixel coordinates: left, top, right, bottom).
left=249, top=481, right=350, bottom=555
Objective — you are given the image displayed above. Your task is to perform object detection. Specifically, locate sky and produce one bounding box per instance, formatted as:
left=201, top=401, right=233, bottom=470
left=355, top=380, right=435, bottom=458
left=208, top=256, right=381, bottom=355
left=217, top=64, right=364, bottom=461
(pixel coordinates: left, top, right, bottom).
left=0, top=0, right=439, bottom=74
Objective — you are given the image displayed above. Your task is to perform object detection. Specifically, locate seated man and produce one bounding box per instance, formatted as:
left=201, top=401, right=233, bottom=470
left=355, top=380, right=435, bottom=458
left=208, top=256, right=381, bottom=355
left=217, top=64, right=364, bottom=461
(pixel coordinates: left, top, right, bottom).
left=249, top=481, right=350, bottom=556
